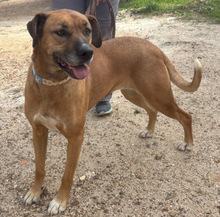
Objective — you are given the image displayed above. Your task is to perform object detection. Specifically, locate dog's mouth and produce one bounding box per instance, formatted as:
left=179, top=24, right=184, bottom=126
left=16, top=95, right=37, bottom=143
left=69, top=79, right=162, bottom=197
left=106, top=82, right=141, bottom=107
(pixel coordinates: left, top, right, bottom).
left=55, top=56, right=90, bottom=80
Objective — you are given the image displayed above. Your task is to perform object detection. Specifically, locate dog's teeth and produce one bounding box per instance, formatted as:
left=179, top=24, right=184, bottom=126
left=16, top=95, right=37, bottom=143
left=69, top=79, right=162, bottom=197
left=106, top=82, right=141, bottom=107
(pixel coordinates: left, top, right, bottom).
left=57, top=57, right=67, bottom=66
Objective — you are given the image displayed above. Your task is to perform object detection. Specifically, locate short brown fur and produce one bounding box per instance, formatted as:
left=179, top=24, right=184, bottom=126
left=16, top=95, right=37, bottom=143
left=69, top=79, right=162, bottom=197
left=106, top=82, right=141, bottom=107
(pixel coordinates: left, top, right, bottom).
left=24, top=9, right=202, bottom=214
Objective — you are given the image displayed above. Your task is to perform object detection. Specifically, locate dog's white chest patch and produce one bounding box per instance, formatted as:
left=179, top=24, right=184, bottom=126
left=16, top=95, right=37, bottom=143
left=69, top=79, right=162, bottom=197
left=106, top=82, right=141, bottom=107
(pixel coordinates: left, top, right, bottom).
left=33, top=114, right=62, bottom=132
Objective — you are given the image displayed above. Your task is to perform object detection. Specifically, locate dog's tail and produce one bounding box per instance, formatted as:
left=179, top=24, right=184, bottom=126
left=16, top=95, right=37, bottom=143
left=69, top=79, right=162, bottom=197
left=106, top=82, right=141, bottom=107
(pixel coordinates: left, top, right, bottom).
left=163, top=53, right=202, bottom=92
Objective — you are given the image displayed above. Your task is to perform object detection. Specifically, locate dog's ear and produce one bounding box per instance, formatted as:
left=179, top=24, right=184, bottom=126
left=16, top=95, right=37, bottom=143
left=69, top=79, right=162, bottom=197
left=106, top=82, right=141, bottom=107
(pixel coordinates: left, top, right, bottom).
left=27, top=13, right=48, bottom=48
left=86, top=15, right=102, bottom=48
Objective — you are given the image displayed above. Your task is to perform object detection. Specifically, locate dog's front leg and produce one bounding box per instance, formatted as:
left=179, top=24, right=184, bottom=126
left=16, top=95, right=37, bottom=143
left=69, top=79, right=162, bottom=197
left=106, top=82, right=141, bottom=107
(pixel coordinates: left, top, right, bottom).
left=48, top=129, right=84, bottom=215
left=24, top=125, right=48, bottom=204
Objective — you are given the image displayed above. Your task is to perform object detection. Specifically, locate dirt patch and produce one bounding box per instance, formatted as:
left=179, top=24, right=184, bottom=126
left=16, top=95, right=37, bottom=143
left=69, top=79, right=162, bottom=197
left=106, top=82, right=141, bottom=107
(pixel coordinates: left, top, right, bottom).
left=0, top=0, right=220, bottom=216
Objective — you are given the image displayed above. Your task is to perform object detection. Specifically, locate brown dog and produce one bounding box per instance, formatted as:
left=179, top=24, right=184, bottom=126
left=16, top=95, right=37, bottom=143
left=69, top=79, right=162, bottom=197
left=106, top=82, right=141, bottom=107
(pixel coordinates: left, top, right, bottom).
left=24, top=9, right=202, bottom=214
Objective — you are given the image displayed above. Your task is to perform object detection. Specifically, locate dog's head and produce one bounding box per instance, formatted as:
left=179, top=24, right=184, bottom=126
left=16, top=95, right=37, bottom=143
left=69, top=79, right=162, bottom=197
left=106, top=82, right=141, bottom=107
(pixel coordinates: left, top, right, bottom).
left=27, top=9, right=102, bottom=80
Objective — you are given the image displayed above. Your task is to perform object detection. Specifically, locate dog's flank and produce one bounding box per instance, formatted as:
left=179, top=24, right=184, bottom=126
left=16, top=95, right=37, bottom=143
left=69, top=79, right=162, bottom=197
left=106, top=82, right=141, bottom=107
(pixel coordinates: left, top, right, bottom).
left=24, top=9, right=202, bottom=215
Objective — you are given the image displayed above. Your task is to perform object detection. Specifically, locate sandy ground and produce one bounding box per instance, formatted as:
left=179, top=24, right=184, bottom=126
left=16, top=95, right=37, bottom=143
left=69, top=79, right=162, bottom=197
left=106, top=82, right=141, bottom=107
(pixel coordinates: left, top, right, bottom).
left=0, top=0, right=220, bottom=216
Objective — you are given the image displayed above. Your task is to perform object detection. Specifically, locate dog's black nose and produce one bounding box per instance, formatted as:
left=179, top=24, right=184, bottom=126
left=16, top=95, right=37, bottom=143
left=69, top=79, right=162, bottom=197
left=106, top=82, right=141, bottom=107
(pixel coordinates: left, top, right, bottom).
left=77, top=43, right=93, bottom=61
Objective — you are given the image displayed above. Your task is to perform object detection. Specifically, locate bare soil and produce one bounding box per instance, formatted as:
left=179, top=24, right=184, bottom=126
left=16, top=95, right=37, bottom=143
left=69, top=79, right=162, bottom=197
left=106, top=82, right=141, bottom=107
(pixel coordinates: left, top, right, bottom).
left=0, top=0, right=220, bottom=216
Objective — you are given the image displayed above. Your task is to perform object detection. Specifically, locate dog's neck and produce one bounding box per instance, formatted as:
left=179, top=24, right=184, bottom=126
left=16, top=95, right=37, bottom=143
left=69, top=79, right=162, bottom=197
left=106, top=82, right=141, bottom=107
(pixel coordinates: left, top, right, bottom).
left=32, top=64, right=71, bottom=86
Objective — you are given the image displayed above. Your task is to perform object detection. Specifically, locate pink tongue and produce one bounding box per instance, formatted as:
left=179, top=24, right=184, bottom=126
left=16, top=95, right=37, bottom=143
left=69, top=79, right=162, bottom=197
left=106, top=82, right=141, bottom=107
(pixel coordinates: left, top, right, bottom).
left=68, top=65, right=90, bottom=79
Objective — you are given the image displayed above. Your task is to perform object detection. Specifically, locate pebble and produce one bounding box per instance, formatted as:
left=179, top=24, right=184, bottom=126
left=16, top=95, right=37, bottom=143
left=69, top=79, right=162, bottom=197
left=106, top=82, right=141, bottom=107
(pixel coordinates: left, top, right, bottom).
left=79, top=175, right=86, bottom=181
left=79, top=171, right=95, bottom=181
left=153, top=142, right=158, bottom=146
left=166, top=193, right=176, bottom=200
left=214, top=158, right=220, bottom=164
left=72, top=200, right=80, bottom=206
left=155, top=154, right=163, bottom=160
left=169, top=211, right=177, bottom=217
left=210, top=173, right=220, bottom=182
left=162, top=207, right=169, bottom=212
left=135, top=173, right=142, bottom=179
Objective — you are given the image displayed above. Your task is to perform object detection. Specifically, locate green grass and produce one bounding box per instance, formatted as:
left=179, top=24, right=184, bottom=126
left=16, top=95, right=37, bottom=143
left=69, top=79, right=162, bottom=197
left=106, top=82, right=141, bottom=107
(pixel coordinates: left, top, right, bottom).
left=119, top=0, right=220, bottom=23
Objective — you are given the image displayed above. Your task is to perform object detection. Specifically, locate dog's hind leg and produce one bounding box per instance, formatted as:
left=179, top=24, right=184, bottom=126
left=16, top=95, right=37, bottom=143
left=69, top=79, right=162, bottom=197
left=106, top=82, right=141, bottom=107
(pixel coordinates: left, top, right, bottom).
left=132, top=63, right=194, bottom=151
left=158, top=103, right=193, bottom=151
left=139, top=87, right=193, bottom=151
left=171, top=106, right=193, bottom=151
left=24, top=126, right=48, bottom=204
left=121, top=89, right=157, bottom=138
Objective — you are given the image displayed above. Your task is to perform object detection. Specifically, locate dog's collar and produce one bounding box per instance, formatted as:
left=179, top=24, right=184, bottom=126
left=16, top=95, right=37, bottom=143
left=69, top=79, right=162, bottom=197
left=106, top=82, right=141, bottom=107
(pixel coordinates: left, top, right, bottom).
left=32, top=64, right=71, bottom=86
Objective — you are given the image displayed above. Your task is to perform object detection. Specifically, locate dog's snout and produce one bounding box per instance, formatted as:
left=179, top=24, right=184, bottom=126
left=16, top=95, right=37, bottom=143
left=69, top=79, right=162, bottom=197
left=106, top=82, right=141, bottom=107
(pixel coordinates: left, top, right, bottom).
left=77, top=43, right=93, bottom=61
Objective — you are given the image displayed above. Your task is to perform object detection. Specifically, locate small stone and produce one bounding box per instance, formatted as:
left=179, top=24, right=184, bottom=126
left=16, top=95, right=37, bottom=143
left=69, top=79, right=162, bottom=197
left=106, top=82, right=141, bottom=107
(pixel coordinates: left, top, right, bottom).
left=95, top=198, right=103, bottom=204
left=162, top=207, right=169, bottom=212
left=153, top=142, right=158, bottom=146
left=133, top=200, right=141, bottom=205
left=119, top=191, right=124, bottom=198
left=179, top=206, right=184, bottom=212
left=210, top=173, right=220, bottom=182
left=72, top=200, right=80, bottom=206
left=95, top=152, right=101, bottom=157
left=146, top=143, right=151, bottom=148
left=104, top=209, right=109, bottom=213
left=111, top=198, right=120, bottom=205
left=214, top=158, right=220, bottom=164
left=19, top=160, right=27, bottom=165
left=79, top=175, right=86, bottom=181
left=135, top=173, right=142, bottom=179
left=205, top=210, right=211, bottom=214
left=165, top=193, right=176, bottom=200
left=134, top=109, right=141, bottom=114
left=155, top=154, right=163, bottom=160
left=76, top=180, right=85, bottom=187
left=169, top=211, right=177, bottom=217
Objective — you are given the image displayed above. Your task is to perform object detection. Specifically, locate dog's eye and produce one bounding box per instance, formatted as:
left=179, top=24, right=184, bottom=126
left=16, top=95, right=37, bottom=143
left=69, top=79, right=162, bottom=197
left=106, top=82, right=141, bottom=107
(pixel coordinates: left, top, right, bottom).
left=55, top=29, right=67, bottom=37
left=84, top=28, right=91, bottom=36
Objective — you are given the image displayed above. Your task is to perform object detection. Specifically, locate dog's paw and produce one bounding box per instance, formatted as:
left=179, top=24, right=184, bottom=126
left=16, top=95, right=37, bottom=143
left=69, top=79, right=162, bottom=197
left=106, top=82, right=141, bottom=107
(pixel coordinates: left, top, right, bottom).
left=48, top=199, right=66, bottom=215
left=24, top=188, right=42, bottom=204
left=177, top=142, right=192, bottom=151
left=139, top=130, right=153, bottom=139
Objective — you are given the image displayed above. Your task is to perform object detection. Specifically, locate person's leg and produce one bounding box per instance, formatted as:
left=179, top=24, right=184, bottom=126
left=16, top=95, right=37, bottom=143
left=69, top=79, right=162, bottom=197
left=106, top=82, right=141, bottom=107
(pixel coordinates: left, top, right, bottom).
left=51, top=0, right=90, bottom=14
left=95, top=0, right=119, bottom=116
left=96, top=0, right=119, bottom=38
